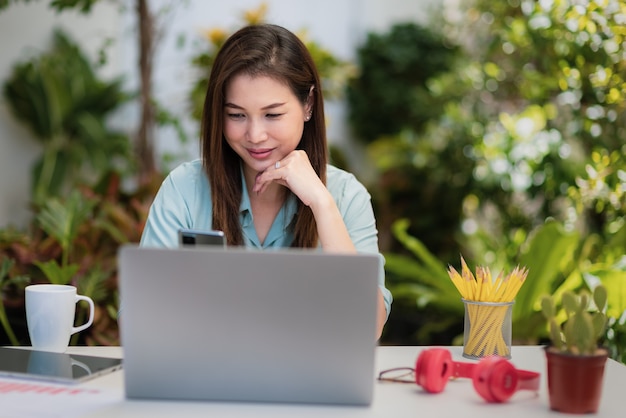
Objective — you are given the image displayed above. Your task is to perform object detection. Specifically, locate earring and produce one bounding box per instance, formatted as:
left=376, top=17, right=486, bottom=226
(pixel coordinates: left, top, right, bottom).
left=305, top=112, right=312, bottom=121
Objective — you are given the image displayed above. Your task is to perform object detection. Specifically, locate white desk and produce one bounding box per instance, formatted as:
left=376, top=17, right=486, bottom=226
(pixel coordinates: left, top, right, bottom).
left=3, top=346, right=625, bottom=417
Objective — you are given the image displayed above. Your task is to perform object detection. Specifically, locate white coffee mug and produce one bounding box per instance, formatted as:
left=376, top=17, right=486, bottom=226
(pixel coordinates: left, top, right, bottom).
left=25, top=284, right=95, bottom=353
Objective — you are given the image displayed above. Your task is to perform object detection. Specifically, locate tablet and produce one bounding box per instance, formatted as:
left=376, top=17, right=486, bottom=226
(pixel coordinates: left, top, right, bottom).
left=0, top=347, right=123, bottom=384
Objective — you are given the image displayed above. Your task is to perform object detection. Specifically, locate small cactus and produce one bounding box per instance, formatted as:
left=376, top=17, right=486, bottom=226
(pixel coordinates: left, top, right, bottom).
left=540, top=285, right=608, bottom=355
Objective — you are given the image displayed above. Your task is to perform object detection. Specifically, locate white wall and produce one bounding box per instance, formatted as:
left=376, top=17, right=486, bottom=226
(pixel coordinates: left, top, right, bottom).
left=0, top=0, right=440, bottom=228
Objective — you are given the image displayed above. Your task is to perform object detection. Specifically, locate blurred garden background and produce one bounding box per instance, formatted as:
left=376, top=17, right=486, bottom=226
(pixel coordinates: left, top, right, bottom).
left=0, top=0, right=625, bottom=363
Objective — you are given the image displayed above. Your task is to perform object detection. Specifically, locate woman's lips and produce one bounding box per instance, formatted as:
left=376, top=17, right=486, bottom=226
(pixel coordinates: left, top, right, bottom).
left=248, top=148, right=274, bottom=160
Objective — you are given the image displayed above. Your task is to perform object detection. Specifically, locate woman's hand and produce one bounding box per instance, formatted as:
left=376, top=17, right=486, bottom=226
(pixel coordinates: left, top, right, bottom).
left=253, top=150, right=326, bottom=207
left=254, top=149, right=355, bottom=253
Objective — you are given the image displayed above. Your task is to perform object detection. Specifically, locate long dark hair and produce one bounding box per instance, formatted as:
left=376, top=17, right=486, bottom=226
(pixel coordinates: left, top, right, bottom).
left=200, top=24, right=327, bottom=247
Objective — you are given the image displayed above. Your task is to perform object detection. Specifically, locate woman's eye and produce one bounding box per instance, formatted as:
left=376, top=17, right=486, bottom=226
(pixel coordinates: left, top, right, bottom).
left=266, top=113, right=282, bottom=119
left=227, top=113, right=244, bottom=120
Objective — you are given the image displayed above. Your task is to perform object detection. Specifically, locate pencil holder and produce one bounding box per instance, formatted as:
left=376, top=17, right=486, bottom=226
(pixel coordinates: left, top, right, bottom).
left=462, top=299, right=513, bottom=360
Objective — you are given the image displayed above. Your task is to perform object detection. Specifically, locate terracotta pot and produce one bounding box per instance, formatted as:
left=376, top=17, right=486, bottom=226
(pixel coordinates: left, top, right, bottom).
left=544, top=346, right=608, bottom=414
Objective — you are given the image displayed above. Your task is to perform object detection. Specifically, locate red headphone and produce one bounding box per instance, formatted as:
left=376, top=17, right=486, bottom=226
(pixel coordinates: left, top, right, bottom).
left=414, top=348, right=540, bottom=403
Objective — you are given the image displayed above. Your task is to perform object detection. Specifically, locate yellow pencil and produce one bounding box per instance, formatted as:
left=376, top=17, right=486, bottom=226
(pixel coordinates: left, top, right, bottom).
left=448, top=256, right=529, bottom=358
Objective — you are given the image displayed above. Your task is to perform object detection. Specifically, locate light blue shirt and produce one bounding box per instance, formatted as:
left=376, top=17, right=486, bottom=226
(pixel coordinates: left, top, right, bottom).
left=140, top=159, right=392, bottom=315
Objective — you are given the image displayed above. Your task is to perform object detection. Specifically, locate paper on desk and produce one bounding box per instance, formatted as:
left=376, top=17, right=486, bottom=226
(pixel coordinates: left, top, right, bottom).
left=0, top=378, right=121, bottom=418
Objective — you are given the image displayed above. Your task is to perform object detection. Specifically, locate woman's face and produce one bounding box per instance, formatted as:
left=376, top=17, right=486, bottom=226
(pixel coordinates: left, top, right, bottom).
left=223, top=74, right=310, bottom=177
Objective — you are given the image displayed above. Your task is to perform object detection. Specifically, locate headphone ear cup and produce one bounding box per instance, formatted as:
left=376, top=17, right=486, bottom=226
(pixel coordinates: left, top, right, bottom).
left=415, top=348, right=454, bottom=393
left=472, top=356, right=519, bottom=403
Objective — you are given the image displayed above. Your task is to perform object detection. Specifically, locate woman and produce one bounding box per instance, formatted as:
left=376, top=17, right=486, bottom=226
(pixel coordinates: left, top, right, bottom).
left=140, top=24, right=391, bottom=337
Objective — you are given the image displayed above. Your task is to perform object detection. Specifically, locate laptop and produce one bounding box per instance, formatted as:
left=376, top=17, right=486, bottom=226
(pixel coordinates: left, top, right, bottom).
left=117, top=245, right=379, bottom=406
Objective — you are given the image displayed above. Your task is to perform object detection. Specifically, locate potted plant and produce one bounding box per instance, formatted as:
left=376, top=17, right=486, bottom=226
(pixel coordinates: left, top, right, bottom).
left=540, top=285, right=609, bottom=414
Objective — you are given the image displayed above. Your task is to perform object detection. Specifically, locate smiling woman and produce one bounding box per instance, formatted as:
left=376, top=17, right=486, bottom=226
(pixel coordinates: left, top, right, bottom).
left=223, top=75, right=313, bottom=198
left=139, top=23, right=393, bottom=339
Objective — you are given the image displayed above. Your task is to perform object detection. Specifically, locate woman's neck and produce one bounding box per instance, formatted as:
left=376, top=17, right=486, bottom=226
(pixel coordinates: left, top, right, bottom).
left=244, top=168, right=287, bottom=244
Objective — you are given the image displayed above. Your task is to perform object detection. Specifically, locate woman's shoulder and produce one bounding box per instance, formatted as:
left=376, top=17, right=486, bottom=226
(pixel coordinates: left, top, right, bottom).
left=162, top=159, right=209, bottom=196
left=167, top=159, right=204, bottom=180
left=326, top=164, right=370, bottom=197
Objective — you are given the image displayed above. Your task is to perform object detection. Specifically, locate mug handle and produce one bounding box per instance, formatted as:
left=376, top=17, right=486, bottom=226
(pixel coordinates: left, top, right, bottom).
left=72, top=295, right=95, bottom=335
left=71, top=358, right=93, bottom=376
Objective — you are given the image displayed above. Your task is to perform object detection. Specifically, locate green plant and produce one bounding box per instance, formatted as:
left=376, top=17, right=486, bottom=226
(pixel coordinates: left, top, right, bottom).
left=3, top=29, right=131, bottom=205
left=0, top=1, right=193, bottom=347
left=356, top=0, right=626, bottom=354
left=453, top=0, right=626, bottom=246
left=0, top=172, right=157, bottom=346
left=511, top=222, right=581, bottom=341
left=34, top=190, right=97, bottom=285
left=606, top=313, right=626, bottom=364
left=541, top=285, right=608, bottom=355
left=381, top=219, right=464, bottom=344
left=1, top=0, right=182, bottom=181
left=0, top=258, right=29, bottom=345
left=346, top=21, right=472, bottom=259
left=346, top=22, right=460, bottom=143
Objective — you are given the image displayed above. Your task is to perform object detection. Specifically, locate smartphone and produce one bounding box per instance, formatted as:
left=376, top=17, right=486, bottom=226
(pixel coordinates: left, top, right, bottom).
left=178, top=229, right=226, bottom=247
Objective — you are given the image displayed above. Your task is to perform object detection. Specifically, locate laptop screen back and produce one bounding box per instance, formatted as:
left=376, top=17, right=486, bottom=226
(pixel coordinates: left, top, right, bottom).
left=118, top=245, right=379, bottom=406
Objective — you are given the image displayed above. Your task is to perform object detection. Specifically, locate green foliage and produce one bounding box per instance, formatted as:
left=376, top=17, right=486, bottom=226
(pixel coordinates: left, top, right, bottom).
left=0, top=0, right=99, bottom=13
left=346, top=22, right=460, bottom=143
left=512, top=222, right=580, bottom=340
left=351, top=0, right=626, bottom=259
left=581, top=250, right=626, bottom=363
left=569, top=149, right=626, bottom=238
left=345, top=21, right=473, bottom=261
left=606, top=312, right=626, bottom=364
left=29, top=181, right=98, bottom=287
left=385, top=219, right=463, bottom=314
left=585, top=257, right=626, bottom=321
left=0, top=258, right=29, bottom=345
left=382, top=219, right=464, bottom=344
left=3, top=29, right=131, bottom=204
left=37, top=190, right=97, bottom=268
left=541, top=285, right=608, bottom=355
left=33, top=260, right=79, bottom=286
left=0, top=0, right=29, bottom=10
left=349, top=0, right=626, bottom=357
left=0, top=0, right=176, bottom=347
left=49, top=0, right=98, bottom=13
left=0, top=174, right=157, bottom=346
left=367, top=126, right=475, bottom=261
left=458, top=0, right=626, bottom=233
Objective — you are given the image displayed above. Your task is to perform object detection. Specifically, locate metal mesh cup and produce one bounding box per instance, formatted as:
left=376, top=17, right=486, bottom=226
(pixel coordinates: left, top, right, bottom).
left=462, top=299, right=514, bottom=359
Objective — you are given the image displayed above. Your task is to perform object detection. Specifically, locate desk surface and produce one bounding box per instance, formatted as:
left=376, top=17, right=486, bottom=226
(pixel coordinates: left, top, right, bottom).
left=2, top=345, right=624, bottom=417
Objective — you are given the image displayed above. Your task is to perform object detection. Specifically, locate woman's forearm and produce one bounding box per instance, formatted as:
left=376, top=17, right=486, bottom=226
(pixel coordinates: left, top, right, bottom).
left=309, top=190, right=356, bottom=253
